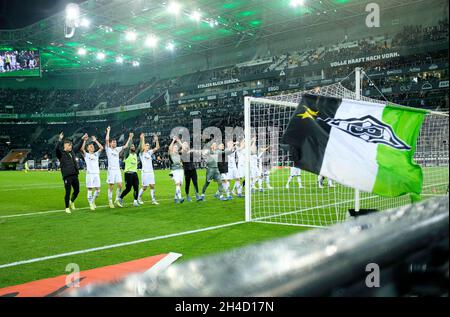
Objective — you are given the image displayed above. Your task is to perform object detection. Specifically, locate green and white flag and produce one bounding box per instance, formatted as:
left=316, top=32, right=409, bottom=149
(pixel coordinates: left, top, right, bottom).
left=282, top=94, right=426, bottom=198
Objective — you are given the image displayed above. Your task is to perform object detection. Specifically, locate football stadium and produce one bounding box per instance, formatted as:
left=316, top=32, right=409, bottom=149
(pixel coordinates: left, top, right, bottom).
left=0, top=0, right=448, bottom=302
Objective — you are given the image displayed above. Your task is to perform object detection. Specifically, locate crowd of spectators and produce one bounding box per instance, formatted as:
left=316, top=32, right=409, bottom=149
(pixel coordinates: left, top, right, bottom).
left=0, top=19, right=448, bottom=163
left=0, top=20, right=447, bottom=116
left=393, top=19, right=449, bottom=46
left=0, top=81, right=153, bottom=114
left=1, top=97, right=244, bottom=164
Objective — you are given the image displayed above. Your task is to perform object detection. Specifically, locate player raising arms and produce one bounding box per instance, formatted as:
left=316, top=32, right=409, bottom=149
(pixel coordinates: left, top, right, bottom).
left=169, top=137, right=185, bottom=204
left=249, top=138, right=260, bottom=191
left=181, top=141, right=201, bottom=202
left=81, top=135, right=104, bottom=211
left=55, top=132, right=87, bottom=214
left=256, top=145, right=272, bottom=191
left=225, top=140, right=241, bottom=198
left=217, top=143, right=230, bottom=200
left=199, top=142, right=231, bottom=202
left=117, top=136, right=141, bottom=208
left=105, top=126, right=133, bottom=209
left=137, top=133, right=160, bottom=205
left=233, top=139, right=246, bottom=197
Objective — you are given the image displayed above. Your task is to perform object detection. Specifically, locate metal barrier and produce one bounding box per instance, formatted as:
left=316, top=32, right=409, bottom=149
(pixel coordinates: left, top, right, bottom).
left=71, top=196, right=449, bottom=297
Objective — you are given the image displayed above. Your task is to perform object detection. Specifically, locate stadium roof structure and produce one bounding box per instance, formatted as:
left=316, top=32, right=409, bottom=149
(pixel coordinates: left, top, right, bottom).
left=0, top=0, right=422, bottom=73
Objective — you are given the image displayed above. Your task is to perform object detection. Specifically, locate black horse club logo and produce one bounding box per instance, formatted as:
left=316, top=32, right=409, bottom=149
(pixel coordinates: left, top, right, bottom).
left=318, top=115, right=412, bottom=150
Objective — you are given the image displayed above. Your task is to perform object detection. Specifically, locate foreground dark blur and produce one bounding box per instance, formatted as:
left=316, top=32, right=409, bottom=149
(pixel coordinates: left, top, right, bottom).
left=70, top=196, right=449, bottom=297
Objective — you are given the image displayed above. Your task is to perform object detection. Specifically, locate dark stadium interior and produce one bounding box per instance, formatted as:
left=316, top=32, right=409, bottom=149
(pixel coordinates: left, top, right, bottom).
left=0, top=0, right=448, bottom=300
left=0, top=2, right=448, bottom=164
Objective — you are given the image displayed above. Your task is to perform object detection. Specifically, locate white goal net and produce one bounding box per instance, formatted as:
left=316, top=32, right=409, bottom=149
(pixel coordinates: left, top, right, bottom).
left=244, top=83, right=449, bottom=227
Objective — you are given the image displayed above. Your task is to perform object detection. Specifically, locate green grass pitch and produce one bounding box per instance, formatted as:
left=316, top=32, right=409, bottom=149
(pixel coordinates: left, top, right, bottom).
left=0, top=69, right=41, bottom=78
left=0, top=166, right=446, bottom=289
left=0, top=169, right=310, bottom=288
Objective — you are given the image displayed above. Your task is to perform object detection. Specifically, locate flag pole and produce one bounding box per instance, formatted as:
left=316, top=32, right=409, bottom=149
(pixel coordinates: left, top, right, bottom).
left=354, top=67, right=362, bottom=213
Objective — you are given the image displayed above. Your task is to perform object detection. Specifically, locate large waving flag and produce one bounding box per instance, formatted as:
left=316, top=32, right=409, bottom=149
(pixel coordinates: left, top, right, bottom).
left=282, top=94, right=426, bottom=198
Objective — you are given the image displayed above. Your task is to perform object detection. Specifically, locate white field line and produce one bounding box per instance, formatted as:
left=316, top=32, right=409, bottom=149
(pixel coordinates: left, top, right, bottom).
left=0, top=221, right=245, bottom=269
left=143, top=252, right=182, bottom=275
left=253, top=220, right=325, bottom=229
left=1, top=182, right=447, bottom=219
left=252, top=196, right=375, bottom=222
left=252, top=182, right=448, bottom=223
left=0, top=208, right=82, bottom=219
left=0, top=185, right=64, bottom=192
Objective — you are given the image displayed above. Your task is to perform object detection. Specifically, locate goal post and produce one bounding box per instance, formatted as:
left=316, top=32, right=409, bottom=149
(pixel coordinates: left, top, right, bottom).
left=244, top=83, right=449, bottom=227
left=244, top=96, right=252, bottom=222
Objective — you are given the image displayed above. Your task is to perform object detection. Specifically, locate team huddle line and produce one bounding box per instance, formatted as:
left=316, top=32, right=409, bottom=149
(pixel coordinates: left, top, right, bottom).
left=55, top=126, right=335, bottom=214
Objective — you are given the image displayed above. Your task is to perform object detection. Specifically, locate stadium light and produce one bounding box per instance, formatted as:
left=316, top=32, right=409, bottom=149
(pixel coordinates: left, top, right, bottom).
left=189, top=10, right=202, bottom=22
left=80, top=18, right=90, bottom=28
left=65, top=3, right=80, bottom=38
left=167, top=2, right=182, bottom=15
left=96, top=52, right=106, bottom=60
left=116, top=56, right=124, bottom=64
left=101, top=25, right=114, bottom=33
left=77, top=47, right=87, bottom=56
left=66, top=3, right=80, bottom=21
left=125, top=31, right=138, bottom=42
left=290, top=0, right=305, bottom=7
left=145, top=35, right=159, bottom=48
left=208, top=19, right=218, bottom=28
left=166, top=42, right=175, bottom=51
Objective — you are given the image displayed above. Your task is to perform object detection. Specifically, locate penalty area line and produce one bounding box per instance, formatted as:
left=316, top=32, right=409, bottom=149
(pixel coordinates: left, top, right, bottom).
left=0, top=221, right=245, bottom=269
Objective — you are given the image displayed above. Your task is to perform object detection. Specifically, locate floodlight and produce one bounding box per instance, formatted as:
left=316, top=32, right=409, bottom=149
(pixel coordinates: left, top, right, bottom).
left=145, top=35, right=159, bottom=48
left=65, top=3, right=80, bottom=38
left=166, top=42, right=175, bottom=51
left=290, top=0, right=305, bottom=7
left=78, top=47, right=87, bottom=56
left=97, top=52, right=106, bottom=60
left=125, top=31, right=137, bottom=42
left=66, top=3, right=80, bottom=21
left=168, top=2, right=181, bottom=14
left=190, top=10, right=201, bottom=22
left=80, top=18, right=90, bottom=28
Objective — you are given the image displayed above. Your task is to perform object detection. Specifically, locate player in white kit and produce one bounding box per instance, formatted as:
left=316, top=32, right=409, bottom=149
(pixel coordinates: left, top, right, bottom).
left=234, top=139, right=246, bottom=197
left=256, top=146, right=273, bottom=191
left=105, top=126, right=133, bottom=209
left=137, top=133, right=160, bottom=205
left=318, top=175, right=335, bottom=188
left=10, top=52, right=17, bottom=70
left=286, top=166, right=304, bottom=189
left=223, top=140, right=240, bottom=199
left=81, top=135, right=104, bottom=211
left=249, top=138, right=261, bottom=191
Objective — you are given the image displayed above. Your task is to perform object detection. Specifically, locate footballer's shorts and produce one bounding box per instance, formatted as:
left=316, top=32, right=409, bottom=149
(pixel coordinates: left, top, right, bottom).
left=206, top=168, right=222, bottom=183
left=107, top=169, right=123, bottom=184
left=226, top=167, right=239, bottom=180
left=290, top=167, right=302, bottom=177
left=86, top=173, right=101, bottom=188
left=237, top=164, right=246, bottom=179
left=171, top=169, right=184, bottom=184
left=142, top=171, right=155, bottom=187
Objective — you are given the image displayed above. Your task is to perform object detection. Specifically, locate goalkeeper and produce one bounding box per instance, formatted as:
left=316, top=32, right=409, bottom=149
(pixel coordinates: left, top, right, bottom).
left=198, top=142, right=232, bottom=202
